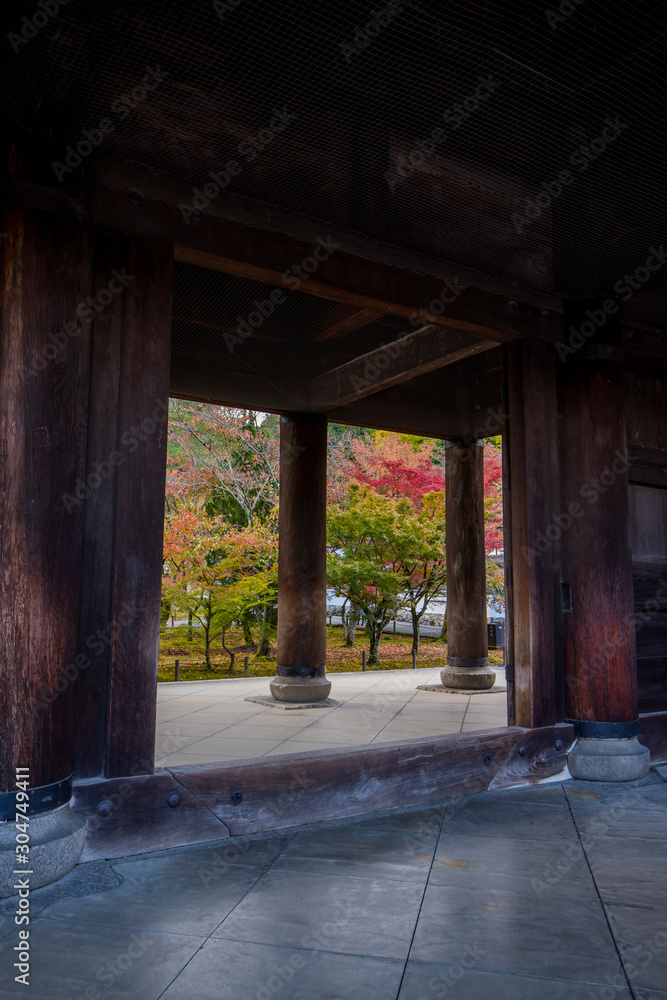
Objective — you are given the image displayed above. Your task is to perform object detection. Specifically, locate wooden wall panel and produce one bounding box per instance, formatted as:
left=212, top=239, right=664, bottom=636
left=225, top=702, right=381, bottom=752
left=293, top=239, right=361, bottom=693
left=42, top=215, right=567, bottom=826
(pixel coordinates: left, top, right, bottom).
left=625, top=372, right=667, bottom=450
left=629, top=486, right=667, bottom=713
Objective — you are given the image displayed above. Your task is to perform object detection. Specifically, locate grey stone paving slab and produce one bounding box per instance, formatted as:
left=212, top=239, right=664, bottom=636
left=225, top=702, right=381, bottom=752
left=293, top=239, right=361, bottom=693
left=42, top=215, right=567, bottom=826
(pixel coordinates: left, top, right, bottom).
left=41, top=853, right=263, bottom=936
left=0, top=920, right=202, bottom=998
left=275, top=819, right=438, bottom=882
left=585, top=845, right=667, bottom=907
left=482, top=783, right=567, bottom=805
left=0, top=860, right=122, bottom=940
left=146, top=834, right=290, bottom=870
left=442, top=791, right=579, bottom=842
left=409, top=884, right=625, bottom=983
left=606, top=903, right=667, bottom=992
left=160, top=939, right=404, bottom=1000
left=398, top=961, right=633, bottom=999
left=566, top=782, right=667, bottom=853
left=431, top=832, right=597, bottom=897
left=213, top=867, right=424, bottom=960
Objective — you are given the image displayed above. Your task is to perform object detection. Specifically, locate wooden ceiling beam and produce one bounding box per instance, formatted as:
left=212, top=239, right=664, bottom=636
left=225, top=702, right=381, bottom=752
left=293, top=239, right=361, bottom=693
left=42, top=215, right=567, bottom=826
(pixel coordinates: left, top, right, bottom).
left=95, top=154, right=564, bottom=347
left=309, top=325, right=497, bottom=410
left=312, top=308, right=384, bottom=342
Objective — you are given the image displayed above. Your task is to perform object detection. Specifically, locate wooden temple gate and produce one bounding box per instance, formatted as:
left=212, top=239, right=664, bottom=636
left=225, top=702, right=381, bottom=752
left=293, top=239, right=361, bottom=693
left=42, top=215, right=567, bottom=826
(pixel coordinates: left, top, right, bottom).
left=1, top=0, right=666, bottom=864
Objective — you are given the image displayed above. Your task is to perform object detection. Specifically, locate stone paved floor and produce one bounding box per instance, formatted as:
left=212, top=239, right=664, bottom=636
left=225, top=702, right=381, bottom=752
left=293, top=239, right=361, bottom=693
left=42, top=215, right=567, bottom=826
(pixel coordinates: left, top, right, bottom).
left=154, top=667, right=508, bottom=765
left=2, top=769, right=667, bottom=998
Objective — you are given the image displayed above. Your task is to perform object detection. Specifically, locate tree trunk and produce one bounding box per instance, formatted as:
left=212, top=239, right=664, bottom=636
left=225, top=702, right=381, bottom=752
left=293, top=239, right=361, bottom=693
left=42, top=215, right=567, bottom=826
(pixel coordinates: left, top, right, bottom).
left=221, top=627, right=235, bottom=671
left=188, top=609, right=193, bottom=642
left=433, top=607, right=447, bottom=643
left=410, top=608, right=420, bottom=656
left=344, top=601, right=358, bottom=647
left=241, top=613, right=254, bottom=646
left=258, top=603, right=271, bottom=657
left=368, top=620, right=384, bottom=666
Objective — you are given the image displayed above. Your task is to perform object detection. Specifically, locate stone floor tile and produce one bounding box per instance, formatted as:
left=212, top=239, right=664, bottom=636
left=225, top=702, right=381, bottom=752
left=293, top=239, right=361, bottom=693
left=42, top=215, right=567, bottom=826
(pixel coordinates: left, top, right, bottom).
left=126, top=834, right=290, bottom=871
left=0, top=920, right=202, bottom=998
left=606, top=903, right=667, bottom=992
left=431, top=833, right=597, bottom=897
left=41, top=854, right=262, bottom=936
left=275, top=818, right=438, bottom=881
left=158, top=752, right=242, bottom=766
left=160, top=939, right=404, bottom=1000
left=398, top=961, right=633, bottom=999
left=410, top=884, right=624, bottom=982
left=567, top=783, right=667, bottom=853
left=585, top=846, right=667, bottom=906
left=212, top=868, right=423, bottom=960
left=441, top=791, right=579, bottom=842
left=180, top=735, right=286, bottom=756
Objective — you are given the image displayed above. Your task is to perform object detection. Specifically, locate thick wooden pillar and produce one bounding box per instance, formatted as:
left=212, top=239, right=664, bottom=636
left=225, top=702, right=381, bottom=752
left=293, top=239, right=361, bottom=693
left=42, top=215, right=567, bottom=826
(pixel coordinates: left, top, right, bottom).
left=558, top=301, right=647, bottom=779
left=504, top=341, right=562, bottom=728
left=441, top=439, right=494, bottom=690
left=75, top=233, right=172, bottom=779
left=0, top=134, right=93, bottom=815
left=271, top=413, right=331, bottom=703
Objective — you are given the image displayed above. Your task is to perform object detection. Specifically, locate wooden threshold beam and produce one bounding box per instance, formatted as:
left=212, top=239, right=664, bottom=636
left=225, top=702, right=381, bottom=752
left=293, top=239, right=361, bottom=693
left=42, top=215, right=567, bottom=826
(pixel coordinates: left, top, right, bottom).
left=95, top=154, right=564, bottom=347
left=310, top=325, right=497, bottom=410
left=72, top=723, right=579, bottom=860
left=68, top=713, right=667, bottom=862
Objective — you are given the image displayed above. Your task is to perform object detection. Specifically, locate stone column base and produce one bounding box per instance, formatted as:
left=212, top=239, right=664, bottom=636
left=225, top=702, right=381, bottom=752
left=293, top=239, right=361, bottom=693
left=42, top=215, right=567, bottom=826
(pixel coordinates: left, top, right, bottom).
left=0, top=804, right=87, bottom=897
left=568, top=736, right=650, bottom=782
left=440, top=657, right=496, bottom=691
left=269, top=673, right=332, bottom=703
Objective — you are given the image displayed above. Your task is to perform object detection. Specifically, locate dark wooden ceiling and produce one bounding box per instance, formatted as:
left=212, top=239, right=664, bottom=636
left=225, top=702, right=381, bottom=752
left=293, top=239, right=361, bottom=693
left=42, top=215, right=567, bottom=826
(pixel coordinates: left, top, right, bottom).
left=2, top=0, right=666, bottom=431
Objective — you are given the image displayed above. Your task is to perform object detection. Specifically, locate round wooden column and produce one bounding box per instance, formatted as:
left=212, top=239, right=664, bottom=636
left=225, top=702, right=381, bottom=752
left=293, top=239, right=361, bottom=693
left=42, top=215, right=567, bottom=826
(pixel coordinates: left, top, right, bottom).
left=559, top=303, right=648, bottom=780
left=441, top=438, right=495, bottom=691
left=0, top=134, right=93, bottom=828
left=270, top=413, right=331, bottom=703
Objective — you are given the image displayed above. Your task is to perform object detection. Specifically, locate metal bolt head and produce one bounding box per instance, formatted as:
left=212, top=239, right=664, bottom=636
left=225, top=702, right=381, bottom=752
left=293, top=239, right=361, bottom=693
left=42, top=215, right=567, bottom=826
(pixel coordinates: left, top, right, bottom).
left=508, top=300, right=518, bottom=313
left=555, top=739, right=564, bottom=752
left=126, top=188, right=143, bottom=205
left=231, top=788, right=243, bottom=805
left=518, top=745, right=528, bottom=757
left=167, top=792, right=181, bottom=808
left=97, top=800, right=113, bottom=818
